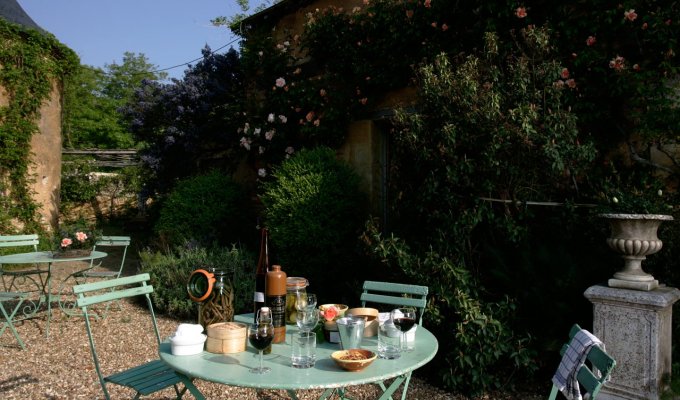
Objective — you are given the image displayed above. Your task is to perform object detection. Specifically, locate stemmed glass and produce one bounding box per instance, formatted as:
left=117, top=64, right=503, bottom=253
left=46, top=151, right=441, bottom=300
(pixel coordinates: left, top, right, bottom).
left=390, top=307, right=417, bottom=352
left=248, top=321, right=274, bottom=374
left=295, top=292, right=317, bottom=311
left=296, top=307, right=319, bottom=333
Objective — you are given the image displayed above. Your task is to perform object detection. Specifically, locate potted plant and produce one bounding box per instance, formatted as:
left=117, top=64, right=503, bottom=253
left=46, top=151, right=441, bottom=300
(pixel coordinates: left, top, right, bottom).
left=597, top=186, right=675, bottom=291
left=53, top=223, right=99, bottom=258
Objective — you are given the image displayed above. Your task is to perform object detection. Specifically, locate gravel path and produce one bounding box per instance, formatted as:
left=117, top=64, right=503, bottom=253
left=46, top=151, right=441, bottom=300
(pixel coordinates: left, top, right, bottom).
left=0, top=259, right=542, bottom=399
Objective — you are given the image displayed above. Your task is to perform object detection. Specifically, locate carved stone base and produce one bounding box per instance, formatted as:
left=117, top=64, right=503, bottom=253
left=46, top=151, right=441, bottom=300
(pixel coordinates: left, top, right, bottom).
left=608, top=278, right=659, bottom=291
left=584, top=285, right=680, bottom=400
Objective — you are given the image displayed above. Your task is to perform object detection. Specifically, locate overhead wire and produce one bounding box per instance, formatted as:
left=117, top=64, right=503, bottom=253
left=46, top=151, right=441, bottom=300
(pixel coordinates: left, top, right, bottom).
left=104, top=36, right=242, bottom=77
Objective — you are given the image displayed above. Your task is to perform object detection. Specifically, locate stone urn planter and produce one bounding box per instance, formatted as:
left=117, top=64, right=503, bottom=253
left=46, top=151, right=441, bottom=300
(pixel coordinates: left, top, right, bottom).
left=600, top=213, right=674, bottom=291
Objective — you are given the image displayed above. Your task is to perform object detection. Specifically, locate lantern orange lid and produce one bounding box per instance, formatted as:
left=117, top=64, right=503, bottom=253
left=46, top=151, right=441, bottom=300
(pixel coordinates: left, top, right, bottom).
left=187, top=269, right=215, bottom=302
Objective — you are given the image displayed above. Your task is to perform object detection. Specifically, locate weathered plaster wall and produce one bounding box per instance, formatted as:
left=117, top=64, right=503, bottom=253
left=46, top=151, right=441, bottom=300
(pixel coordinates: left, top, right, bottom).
left=0, top=80, right=62, bottom=232
left=29, top=80, right=62, bottom=231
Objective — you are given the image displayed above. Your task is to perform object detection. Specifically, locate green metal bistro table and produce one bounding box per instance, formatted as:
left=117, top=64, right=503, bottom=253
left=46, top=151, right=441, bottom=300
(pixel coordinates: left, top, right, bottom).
left=160, top=314, right=439, bottom=400
left=0, top=250, right=107, bottom=337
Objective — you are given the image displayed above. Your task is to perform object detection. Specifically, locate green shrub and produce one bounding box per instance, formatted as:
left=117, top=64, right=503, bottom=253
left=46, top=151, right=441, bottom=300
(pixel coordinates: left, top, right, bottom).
left=139, top=244, right=254, bottom=320
left=60, top=158, right=103, bottom=204
left=154, top=170, right=252, bottom=248
left=261, top=147, right=367, bottom=302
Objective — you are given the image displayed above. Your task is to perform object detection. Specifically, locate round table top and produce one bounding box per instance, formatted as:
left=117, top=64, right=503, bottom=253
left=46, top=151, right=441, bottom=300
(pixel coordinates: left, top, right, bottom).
left=160, top=314, right=439, bottom=391
left=0, top=250, right=107, bottom=264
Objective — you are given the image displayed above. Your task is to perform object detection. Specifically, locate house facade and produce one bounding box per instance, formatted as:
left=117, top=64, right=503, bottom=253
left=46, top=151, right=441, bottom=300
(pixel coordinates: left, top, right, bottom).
left=240, top=0, right=419, bottom=221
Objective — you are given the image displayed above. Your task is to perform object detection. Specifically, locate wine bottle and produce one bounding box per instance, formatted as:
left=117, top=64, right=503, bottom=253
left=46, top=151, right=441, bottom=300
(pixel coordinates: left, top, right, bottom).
left=266, top=264, right=287, bottom=343
left=253, top=228, right=269, bottom=322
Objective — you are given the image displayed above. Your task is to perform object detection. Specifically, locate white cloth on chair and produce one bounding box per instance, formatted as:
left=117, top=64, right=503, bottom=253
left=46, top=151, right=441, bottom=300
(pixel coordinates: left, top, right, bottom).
left=551, top=328, right=604, bottom=400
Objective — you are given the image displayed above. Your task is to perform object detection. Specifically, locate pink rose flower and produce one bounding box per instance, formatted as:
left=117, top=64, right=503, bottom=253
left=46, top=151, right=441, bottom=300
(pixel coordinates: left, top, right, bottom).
left=609, top=56, right=626, bottom=71
left=61, top=238, right=73, bottom=248
left=586, top=36, right=596, bottom=46
left=441, top=23, right=449, bottom=31
left=275, top=77, right=286, bottom=88
left=624, top=9, right=637, bottom=22
left=565, top=79, right=576, bottom=89
left=515, top=7, right=527, bottom=18
left=321, top=306, right=338, bottom=321
left=560, top=68, right=570, bottom=79
left=75, top=232, right=88, bottom=242
left=424, top=0, right=431, bottom=8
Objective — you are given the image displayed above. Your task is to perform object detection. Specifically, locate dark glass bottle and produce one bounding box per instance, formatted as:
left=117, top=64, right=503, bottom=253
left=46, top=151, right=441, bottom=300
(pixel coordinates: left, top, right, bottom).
left=253, top=228, right=269, bottom=322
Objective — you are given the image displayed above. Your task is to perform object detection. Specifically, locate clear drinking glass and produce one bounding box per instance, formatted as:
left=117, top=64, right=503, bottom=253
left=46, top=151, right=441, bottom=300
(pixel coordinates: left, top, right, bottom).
left=291, top=330, right=316, bottom=368
left=248, top=322, right=274, bottom=374
left=390, top=307, right=416, bottom=352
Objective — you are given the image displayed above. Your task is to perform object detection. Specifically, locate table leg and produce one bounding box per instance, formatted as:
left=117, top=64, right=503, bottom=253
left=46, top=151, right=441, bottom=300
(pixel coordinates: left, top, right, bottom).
left=45, top=263, right=52, bottom=338
left=177, top=373, right=206, bottom=400
left=376, top=374, right=409, bottom=400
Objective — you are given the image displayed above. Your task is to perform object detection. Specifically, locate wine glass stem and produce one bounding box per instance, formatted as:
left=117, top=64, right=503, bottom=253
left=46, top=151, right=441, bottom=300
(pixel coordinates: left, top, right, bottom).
left=259, top=350, right=264, bottom=371
left=402, top=332, right=407, bottom=351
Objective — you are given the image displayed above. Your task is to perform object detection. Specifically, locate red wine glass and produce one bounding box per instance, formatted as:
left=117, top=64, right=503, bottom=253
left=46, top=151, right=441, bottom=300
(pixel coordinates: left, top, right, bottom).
left=248, top=322, right=274, bottom=374
left=390, top=307, right=416, bottom=352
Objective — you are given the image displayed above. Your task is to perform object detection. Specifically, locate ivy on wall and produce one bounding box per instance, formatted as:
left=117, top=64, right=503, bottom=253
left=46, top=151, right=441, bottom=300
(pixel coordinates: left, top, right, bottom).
left=0, top=19, right=78, bottom=232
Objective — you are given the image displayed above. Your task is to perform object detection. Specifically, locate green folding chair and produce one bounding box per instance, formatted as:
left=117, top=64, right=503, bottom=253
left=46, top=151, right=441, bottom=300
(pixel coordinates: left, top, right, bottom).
left=0, top=234, right=47, bottom=293
left=548, top=324, right=616, bottom=400
left=59, top=236, right=131, bottom=318
left=320, top=280, right=428, bottom=400
left=74, top=273, right=197, bottom=400
left=0, top=291, right=28, bottom=349
left=82, top=236, right=131, bottom=280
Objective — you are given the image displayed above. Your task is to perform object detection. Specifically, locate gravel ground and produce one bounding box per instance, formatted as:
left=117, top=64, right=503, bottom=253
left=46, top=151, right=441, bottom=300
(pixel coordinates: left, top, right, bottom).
left=0, top=259, right=543, bottom=400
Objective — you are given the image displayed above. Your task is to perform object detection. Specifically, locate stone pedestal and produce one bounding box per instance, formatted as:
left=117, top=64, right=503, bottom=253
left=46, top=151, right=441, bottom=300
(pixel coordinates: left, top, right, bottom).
left=584, top=285, right=680, bottom=400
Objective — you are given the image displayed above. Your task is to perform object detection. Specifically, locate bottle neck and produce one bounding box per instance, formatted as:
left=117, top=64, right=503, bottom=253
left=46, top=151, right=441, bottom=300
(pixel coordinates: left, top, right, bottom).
left=256, top=228, right=269, bottom=274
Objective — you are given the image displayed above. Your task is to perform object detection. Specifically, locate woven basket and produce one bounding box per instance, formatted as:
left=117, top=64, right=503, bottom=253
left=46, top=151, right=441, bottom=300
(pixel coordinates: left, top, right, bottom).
left=206, top=322, right=247, bottom=354
left=52, top=249, right=92, bottom=259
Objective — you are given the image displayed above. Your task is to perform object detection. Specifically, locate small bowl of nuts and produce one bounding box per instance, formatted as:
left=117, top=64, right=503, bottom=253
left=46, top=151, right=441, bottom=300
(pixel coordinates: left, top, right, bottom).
left=331, top=349, right=377, bottom=372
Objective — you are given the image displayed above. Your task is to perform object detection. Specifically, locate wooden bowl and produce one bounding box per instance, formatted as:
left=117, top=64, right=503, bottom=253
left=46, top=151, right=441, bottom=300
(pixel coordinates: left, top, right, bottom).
left=331, top=349, right=377, bottom=372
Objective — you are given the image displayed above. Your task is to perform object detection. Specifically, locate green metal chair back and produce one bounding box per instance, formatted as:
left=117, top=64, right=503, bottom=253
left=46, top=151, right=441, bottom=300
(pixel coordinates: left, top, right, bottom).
left=0, top=234, right=39, bottom=251
left=74, top=273, right=187, bottom=400
left=548, top=324, right=616, bottom=400
left=360, top=280, right=428, bottom=325
left=85, top=236, right=131, bottom=279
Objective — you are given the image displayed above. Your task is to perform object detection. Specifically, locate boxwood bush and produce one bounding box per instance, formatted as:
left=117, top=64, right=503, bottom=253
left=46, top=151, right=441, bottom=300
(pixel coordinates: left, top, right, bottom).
left=261, top=147, right=368, bottom=303
left=154, top=170, right=252, bottom=248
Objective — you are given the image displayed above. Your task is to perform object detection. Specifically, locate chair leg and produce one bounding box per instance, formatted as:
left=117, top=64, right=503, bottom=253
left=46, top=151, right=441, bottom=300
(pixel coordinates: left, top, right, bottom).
left=0, top=294, right=27, bottom=349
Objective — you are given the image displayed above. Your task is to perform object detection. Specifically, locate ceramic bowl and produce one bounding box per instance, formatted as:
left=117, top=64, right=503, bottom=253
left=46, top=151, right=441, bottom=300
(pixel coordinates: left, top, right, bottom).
left=170, top=333, right=207, bottom=356
left=331, top=349, right=377, bottom=372
left=346, top=307, right=379, bottom=337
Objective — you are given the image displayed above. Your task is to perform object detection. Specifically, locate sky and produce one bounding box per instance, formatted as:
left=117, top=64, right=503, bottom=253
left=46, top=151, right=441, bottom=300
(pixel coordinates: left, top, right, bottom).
left=17, top=0, right=244, bottom=81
